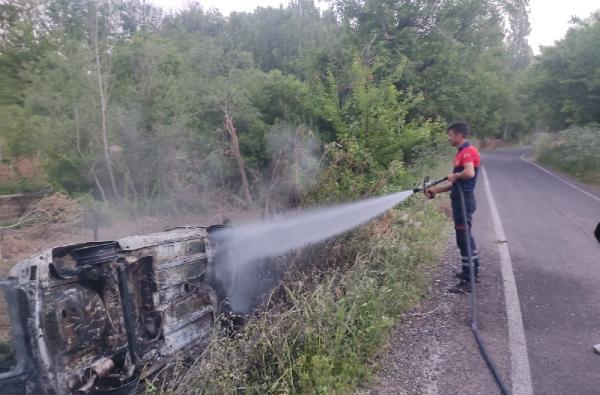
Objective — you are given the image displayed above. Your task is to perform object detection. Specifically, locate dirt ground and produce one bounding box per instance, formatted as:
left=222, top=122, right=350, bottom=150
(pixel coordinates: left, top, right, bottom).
left=356, top=232, right=511, bottom=395
left=0, top=208, right=258, bottom=277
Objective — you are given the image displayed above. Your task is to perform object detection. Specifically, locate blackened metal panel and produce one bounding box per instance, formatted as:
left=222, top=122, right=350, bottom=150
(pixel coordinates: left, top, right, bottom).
left=0, top=280, right=41, bottom=394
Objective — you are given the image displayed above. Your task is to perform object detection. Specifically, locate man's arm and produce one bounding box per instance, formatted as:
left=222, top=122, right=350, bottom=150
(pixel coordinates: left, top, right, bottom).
left=425, top=163, right=475, bottom=199
left=447, top=162, right=475, bottom=183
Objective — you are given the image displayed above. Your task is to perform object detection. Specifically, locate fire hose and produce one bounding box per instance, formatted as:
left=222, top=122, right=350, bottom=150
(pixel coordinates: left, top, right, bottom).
left=416, top=177, right=510, bottom=395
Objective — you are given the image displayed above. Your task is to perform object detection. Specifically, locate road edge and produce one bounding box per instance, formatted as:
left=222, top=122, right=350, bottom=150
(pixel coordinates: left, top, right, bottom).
left=481, top=165, right=533, bottom=395
left=520, top=153, right=600, bottom=203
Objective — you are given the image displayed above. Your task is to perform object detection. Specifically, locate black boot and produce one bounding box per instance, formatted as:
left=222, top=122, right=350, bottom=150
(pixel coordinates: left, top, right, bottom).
left=448, top=279, right=472, bottom=294
left=454, top=271, right=479, bottom=283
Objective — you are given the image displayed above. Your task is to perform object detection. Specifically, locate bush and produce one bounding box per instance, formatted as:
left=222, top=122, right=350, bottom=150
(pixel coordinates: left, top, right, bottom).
left=534, top=127, right=600, bottom=185
left=0, top=179, right=51, bottom=195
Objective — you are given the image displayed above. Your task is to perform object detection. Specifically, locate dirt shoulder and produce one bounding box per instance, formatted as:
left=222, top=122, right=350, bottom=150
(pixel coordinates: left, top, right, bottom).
left=0, top=208, right=257, bottom=277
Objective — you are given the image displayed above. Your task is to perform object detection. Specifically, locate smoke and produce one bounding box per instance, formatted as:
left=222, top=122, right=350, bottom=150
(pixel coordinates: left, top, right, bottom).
left=263, top=124, right=321, bottom=211
left=211, top=189, right=414, bottom=313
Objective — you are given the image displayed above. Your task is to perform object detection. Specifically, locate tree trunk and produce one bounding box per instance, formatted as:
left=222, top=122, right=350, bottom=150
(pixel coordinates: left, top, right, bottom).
left=222, top=105, right=253, bottom=206
left=93, top=7, right=120, bottom=201
left=264, top=145, right=285, bottom=215
left=74, top=105, right=81, bottom=151
left=91, top=165, right=109, bottom=205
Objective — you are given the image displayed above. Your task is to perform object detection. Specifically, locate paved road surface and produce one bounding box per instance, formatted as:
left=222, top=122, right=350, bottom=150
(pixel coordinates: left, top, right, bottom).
left=365, top=147, right=600, bottom=394
left=485, top=148, right=600, bottom=394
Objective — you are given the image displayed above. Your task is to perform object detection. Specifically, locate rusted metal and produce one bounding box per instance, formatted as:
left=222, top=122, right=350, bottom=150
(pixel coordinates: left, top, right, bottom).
left=0, top=226, right=224, bottom=394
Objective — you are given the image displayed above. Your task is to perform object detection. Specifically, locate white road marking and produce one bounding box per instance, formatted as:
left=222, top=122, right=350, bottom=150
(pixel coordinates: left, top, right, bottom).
left=520, top=153, right=600, bottom=204
left=481, top=166, right=533, bottom=395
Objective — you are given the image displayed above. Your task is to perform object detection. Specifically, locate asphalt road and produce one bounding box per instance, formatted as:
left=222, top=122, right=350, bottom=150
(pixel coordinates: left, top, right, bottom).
left=484, top=148, right=600, bottom=394
left=364, top=147, right=600, bottom=395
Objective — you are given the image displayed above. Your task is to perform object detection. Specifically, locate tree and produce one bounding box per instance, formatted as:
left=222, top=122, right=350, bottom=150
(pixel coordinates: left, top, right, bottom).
left=309, top=56, right=443, bottom=170
left=524, top=12, right=600, bottom=130
left=501, top=0, right=533, bottom=70
left=0, top=0, right=540, bottom=206
left=330, top=0, right=537, bottom=138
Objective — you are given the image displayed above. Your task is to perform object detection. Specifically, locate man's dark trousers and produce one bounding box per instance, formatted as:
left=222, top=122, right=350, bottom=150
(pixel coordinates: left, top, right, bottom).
left=451, top=191, right=479, bottom=278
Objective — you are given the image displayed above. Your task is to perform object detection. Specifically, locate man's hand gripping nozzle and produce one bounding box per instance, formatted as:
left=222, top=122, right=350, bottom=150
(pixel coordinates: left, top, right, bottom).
left=412, top=176, right=449, bottom=194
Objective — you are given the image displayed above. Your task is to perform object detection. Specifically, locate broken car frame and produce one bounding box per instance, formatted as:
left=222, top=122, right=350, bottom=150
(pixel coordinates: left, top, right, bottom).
left=0, top=225, right=270, bottom=394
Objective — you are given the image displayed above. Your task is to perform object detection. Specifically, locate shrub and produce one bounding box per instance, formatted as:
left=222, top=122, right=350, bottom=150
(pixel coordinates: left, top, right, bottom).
left=535, top=127, right=600, bottom=185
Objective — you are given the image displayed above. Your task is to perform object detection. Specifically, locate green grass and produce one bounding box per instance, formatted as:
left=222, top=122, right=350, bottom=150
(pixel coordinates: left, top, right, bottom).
left=534, top=127, right=600, bottom=186
left=0, top=178, right=51, bottom=195
left=159, top=197, right=450, bottom=394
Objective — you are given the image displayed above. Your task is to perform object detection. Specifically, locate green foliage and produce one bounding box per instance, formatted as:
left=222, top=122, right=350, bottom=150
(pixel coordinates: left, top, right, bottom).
left=0, top=0, right=537, bottom=205
left=332, top=0, right=532, bottom=138
left=304, top=58, right=445, bottom=203
left=225, top=0, right=338, bottom=79
left=0, top=178, right=50, bottom=195
left=310, top=58, right=443, bottom=165
left=247, top=70, right=311, bottom=126
left=534, top=127, right=600, bottom=185
left=524, top=12, right=600, bottom=129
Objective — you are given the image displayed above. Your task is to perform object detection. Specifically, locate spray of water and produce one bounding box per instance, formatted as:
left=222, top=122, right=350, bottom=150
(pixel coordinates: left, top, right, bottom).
left=211, top=189, right=415, bottom=312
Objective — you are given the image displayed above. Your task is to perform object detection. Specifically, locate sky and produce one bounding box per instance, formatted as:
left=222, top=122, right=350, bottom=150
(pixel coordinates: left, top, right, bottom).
left=151, top=0, right=600, bottom=54
left=528, top=0, right=598, bottom=53
left=151, top=0, right=311, bottom=15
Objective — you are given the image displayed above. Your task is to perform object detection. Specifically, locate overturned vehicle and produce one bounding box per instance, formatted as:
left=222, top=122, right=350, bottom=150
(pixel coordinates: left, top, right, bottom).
left=0, top=225, right=278, bottom=394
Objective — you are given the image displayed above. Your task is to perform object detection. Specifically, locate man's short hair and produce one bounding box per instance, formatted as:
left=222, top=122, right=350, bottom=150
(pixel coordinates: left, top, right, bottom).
left=447, top=121, right=470, bottom=137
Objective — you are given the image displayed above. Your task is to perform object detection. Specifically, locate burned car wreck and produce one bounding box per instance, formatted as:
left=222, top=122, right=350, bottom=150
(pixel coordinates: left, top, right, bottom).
left=0, top=225, right=277, bottom=394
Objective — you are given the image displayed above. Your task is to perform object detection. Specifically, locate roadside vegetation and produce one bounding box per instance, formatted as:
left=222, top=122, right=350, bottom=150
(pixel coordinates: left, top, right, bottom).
left=151, top=147, right=453, bottom=394
left=525, top=12, right=600, bottom=185
left=534, top=127, right=600, bottom=186
left=168, top=199, right=450, bottom=394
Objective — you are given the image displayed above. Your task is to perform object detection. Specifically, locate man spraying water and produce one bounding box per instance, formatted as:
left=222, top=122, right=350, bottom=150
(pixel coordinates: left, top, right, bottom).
left=425, top=122, right=481, bottom=294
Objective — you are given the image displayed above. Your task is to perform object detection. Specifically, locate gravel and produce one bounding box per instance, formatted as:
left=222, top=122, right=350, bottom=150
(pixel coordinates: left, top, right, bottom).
left=358, top=233, right=512, bottom=395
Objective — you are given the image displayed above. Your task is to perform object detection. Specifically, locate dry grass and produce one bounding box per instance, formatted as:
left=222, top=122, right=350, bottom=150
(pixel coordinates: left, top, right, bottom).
left=0, top=198, right=257, bottom=277
left=154, top=197, right=451, bottom=394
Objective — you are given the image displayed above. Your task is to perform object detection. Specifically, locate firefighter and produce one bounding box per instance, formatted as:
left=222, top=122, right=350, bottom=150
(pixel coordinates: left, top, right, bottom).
left=425, top=121, right=481, bottom=293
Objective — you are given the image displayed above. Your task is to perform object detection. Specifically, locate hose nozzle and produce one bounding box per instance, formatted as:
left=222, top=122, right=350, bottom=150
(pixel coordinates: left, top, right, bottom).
left=413, top=176, right=448, bottom=193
